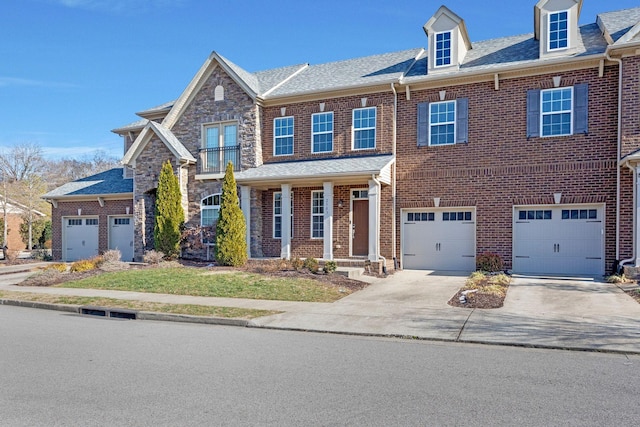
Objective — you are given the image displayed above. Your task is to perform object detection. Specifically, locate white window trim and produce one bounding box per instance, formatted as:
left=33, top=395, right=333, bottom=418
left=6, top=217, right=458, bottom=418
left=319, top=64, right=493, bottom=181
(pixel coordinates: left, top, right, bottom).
left=311, top=190, right=324, bottom=239
left=273, top=116, right=295, bottom=157
left=428, top=100, right=456, bottom=146
left=547, top=10, right=570, bottom=52
left=273, top=191, right=294, bottom=239
left=434, top=31, right=452, bottom=68
left=352, top=107, right=377, bottom=151
left=540, top=86, right=573, bottom=137
left=202, top=121, right=238, bottom=148
left=201, top=194, right=221, bottom=246
left=311, top=112, right=334, bottom=154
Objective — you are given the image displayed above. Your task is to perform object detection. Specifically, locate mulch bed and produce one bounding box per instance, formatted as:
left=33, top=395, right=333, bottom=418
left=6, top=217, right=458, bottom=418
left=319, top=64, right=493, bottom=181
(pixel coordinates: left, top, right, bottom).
left=448, top=290, right=506, bottom=309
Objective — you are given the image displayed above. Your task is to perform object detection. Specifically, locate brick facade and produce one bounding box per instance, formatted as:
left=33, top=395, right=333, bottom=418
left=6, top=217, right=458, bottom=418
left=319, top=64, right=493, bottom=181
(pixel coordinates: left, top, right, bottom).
left=50, top=199, right=133, bottom=261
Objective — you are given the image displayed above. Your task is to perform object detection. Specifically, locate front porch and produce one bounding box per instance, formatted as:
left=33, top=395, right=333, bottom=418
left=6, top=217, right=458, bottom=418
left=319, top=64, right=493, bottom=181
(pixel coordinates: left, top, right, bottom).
left=232, top=155, right=394, bottom=268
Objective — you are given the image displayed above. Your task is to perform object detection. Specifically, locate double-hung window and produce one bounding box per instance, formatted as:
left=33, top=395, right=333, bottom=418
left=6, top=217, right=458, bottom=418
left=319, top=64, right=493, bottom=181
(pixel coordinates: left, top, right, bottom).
left=526, top=84, right=588, bottom=138
left=541, top=87, right=573, bottom=137
left=429, top=101, right=456, bottom=145
left=312, top=112, right=333, bottom=153
left=274, top=117, right=294, bottom=156
left=417, top=99, right=468, bottom=146
left=311, top=191, right=324, bottom=239
left=353, top=107, right=376, bottom=150
left=549, top=11, right=569, bottom=50
left=273, top=192, right=293, bottom=239
left=435, top=31, right=452, bottom=67
left=201, top=194, right=221, bottom=244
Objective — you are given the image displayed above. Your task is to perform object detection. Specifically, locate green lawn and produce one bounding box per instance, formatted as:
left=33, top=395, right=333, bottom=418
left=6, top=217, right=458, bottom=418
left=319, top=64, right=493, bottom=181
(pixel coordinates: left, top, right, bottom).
left=56, top=268, right=347, bottom=302
left=0, top=291, right=275, bottom=319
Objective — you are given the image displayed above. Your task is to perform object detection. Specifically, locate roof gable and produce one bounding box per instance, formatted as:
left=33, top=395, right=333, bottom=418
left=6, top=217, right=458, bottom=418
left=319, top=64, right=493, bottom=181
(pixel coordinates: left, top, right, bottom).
left=121, top=121, right=196, bottom=166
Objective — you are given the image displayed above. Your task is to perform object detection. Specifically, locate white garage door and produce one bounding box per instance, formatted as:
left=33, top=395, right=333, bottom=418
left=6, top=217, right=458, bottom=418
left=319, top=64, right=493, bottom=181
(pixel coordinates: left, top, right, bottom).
left=513, top=205, right=604, bottom=276
left=402, top=209, right=476, bottom=271
left=64, top=217, right=99, bottom=262
left=109, top=216, right=134, bottom=262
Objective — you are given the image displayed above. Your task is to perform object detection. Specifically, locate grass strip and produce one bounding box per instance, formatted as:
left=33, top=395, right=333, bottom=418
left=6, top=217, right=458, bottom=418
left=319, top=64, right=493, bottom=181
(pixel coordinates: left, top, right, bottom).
left=0, top=290, right=278, bottom=319
left=54, top=267, right=346, bottom=302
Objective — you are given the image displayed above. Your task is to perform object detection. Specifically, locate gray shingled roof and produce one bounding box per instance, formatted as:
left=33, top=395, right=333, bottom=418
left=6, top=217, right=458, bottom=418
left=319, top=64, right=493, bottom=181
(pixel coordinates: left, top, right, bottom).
left=137, top=100, right=175, bottom=115
left=236, top=155, right=394, bottom=182
left=42, top=168, right=133, bottom=198
left=598, top=7, right=640, bottom=43
left=117, top=6, right=640, bottom=128
left=112, top=118, right=149, bottom=133
left=148, top=121, right=197, bottom=162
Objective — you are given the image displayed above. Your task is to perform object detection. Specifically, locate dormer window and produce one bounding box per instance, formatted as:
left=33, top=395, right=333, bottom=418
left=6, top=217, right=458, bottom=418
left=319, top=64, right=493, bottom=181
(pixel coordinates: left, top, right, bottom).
left=549, top=11, right=569, bottom=50
left=435, top=32, right=452, bottom=67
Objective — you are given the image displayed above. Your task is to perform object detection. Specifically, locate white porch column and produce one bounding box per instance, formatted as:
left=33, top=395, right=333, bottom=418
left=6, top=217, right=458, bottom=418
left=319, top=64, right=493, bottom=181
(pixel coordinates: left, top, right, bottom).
left=240, top=185, right=251, bottom=258
left=323, top=181, right=334, bottom=260
left=281, top=184, right=292, bottom=260
left=635, top=168, right=640, bottom=267
left=368, top=179, right=380, bottom=262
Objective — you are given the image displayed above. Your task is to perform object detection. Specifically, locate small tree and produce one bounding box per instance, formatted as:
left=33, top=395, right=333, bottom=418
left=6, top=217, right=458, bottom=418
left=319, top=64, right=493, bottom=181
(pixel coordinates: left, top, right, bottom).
left=154, top=160, right=183, bottom=258
left=215, top=162, right=247, bottom=266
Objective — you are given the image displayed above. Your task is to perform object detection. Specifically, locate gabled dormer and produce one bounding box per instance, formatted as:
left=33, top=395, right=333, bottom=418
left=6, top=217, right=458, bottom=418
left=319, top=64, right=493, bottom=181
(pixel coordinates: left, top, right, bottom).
left=535, top=0, right=583, bottom=59
left=423, top=6, right=471, bottom=74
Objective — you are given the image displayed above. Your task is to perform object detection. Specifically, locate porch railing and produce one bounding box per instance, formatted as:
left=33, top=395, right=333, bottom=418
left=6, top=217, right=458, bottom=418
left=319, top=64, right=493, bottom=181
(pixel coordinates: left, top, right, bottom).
left=198, top=145, right=241, bottom=174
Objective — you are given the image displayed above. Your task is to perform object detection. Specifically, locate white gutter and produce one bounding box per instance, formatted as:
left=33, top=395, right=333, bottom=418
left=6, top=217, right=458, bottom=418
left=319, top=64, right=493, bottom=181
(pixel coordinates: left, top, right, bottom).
left=606, top=49, right=629, bottom=267
left=390, top=82, right=398, bottom=268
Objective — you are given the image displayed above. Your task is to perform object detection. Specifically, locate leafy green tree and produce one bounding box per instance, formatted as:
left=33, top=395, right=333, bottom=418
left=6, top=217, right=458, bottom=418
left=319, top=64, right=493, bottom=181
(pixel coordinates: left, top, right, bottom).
left=154, top=160, right=183, bottom=258
left=215, top=162, right=247, bottom=266
left=20, top=217, right=48, bottom=249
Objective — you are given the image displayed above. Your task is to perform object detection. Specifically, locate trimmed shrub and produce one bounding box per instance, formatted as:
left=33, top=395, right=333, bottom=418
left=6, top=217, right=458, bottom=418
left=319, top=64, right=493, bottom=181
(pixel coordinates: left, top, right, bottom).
left=291, top=257, right=304, bottom=271
left=154, top=160, right=183, bottom=258
left=323, top=260, right=338, bottom=274
left=144, top=250, right=165, bottom=264
left=476, top=252, right=504, bottom=272
left=303, top=257, right=319, bottom=273
left=70, top=259, right=97, bottom=272
left=45, top=263, right=68, bottom=272
left=215, top=162, right=248, bottom=266
left=101, top=249, right=122, bottom=263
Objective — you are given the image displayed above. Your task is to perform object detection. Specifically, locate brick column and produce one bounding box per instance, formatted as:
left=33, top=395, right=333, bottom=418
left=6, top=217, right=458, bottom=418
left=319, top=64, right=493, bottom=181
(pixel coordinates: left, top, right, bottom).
left=280, top=184, right=292, bottom=260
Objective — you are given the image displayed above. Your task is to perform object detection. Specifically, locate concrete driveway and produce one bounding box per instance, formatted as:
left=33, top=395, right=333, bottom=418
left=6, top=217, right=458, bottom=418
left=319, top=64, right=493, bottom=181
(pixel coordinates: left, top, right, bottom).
left=460, top=275, right=640, bottom=352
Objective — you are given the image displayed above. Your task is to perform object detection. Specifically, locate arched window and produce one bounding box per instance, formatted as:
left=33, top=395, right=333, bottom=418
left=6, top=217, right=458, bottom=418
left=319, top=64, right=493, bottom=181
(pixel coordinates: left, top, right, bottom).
left=214, top=85, right=224, bottom=101
left=201, top=194, right=221, bottom=227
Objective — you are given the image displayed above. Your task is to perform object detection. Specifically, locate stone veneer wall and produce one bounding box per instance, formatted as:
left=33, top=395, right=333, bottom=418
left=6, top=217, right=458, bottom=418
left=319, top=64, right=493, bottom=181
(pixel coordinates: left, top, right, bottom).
left=133, top=137, right=178, bottom=261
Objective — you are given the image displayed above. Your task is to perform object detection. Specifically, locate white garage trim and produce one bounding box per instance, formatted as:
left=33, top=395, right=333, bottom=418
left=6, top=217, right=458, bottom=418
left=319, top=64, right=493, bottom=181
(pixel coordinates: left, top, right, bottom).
left=512, top=204, right=605, bottom=276
left=401, top=207, right=476, bottom=272
left=62, top=216, right=99, bottom=262
left=108, top=215, right=134, bottom=262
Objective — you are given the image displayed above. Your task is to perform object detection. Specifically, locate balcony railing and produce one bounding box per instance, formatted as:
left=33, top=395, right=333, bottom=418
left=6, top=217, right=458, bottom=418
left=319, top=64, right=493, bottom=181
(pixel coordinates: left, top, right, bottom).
left=198, top=145, right=241, bottom=174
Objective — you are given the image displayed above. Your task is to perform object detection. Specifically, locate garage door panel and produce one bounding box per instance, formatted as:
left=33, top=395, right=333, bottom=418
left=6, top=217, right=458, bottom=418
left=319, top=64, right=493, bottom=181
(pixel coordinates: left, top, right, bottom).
left=109, top=217, right=134, bottom=262
left=513, top=206, right=603, bottom=276
left=402, top=210, right=475, bottom=271
left=64, top=218, right=99, bottom=262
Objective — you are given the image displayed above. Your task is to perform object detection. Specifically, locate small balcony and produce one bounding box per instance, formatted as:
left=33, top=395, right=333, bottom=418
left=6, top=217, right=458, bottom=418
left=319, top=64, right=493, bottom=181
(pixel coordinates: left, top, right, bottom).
left=198, top=145, right=241, bottom=175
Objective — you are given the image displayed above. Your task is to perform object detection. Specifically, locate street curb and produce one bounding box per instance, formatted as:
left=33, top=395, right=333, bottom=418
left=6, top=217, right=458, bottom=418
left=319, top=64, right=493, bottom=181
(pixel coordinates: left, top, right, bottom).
left=248, top=325, right=640, bottom=356
left=0, top=299, right=250, bottom=327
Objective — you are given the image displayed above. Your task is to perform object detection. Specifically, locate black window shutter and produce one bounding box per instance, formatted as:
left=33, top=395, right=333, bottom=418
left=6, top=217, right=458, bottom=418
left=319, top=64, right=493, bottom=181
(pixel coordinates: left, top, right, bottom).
left=456, top=98, right=469, bottom=143
left=526, top=89, right=541, bottom=138
left=573, top=83, right=588, bottom=134
left=417, top=102, right=429, bottom=146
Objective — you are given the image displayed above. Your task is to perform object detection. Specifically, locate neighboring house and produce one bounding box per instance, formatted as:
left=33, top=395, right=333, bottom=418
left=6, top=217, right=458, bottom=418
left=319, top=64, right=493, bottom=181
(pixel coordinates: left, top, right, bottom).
left=45, top=1, right=640, bottom=277
left=42, top=168, right=134, bottom=261
left=0, top=197, right=47, bottom=251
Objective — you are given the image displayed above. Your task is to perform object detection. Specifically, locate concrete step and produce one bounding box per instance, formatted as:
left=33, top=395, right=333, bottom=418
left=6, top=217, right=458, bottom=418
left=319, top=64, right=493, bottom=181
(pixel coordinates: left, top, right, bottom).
left=336, top=267, right=365, bottom=279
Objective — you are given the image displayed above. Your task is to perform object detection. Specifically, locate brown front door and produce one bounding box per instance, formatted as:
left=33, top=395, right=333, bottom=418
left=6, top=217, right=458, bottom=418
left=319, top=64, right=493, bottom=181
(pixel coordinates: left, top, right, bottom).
left=352, top=200, right=369, bottom=256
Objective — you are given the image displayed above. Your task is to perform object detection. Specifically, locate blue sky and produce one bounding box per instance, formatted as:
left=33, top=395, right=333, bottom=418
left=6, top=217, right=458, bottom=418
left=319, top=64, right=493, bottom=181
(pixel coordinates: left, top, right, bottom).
left=2, top=0, right=638, bottom=160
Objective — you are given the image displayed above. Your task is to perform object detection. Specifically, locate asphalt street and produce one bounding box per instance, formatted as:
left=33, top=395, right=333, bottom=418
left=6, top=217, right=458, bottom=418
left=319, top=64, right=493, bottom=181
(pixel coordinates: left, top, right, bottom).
left=1, top=305, right=639, bottom=426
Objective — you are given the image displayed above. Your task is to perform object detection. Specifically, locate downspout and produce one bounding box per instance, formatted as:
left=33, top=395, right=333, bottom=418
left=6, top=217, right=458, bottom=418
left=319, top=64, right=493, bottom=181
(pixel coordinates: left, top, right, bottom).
left=606, top=50, right=631, bottom=269
left=372, top=174, right=386, bottom=274
left=390, top=83, right=398, bottom=270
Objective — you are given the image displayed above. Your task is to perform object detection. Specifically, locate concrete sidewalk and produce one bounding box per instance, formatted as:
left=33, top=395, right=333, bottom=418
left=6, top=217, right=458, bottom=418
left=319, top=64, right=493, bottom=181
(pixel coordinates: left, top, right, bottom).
left=1, top=265, right=639, bottom=354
